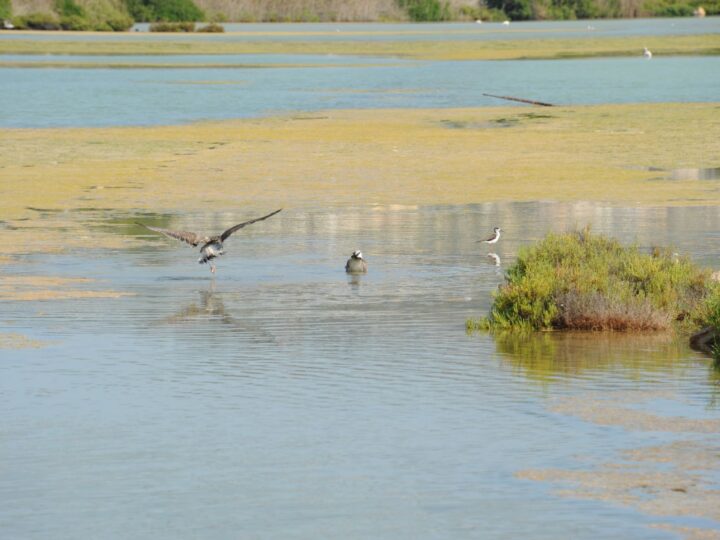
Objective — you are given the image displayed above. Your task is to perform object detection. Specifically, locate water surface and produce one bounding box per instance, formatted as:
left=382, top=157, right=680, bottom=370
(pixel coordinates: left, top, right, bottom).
left=2, top=202, right=719, bottom=539
left=3, top=56, right=719, bottom=127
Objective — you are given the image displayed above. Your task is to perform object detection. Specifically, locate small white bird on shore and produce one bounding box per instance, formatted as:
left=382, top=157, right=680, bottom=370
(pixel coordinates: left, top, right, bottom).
left=502, top=20, right=510, bottom=25
left=643, top=47, right=652, bottom=59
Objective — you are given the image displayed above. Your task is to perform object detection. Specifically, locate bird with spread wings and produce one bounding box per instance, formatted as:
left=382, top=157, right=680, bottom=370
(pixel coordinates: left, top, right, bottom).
left=137, top=208, right=282, bottom=273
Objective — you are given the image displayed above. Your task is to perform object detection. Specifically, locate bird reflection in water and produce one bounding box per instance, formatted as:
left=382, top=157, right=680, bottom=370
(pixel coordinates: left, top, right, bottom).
left=161, top=284, right=279, bottom=345
left=347, top=273, right=364, bottom=288
left=487, top=252, right=501, bottom=267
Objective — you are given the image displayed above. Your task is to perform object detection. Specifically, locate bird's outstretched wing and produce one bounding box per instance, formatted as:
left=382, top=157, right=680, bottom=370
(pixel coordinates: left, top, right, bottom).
left=136, top=223, right=203, bottom=247
left=220, top=208, right=282, bottom=241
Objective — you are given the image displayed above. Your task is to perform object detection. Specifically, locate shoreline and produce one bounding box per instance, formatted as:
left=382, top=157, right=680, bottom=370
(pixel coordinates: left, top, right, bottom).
left=2, top=33, right=719, bottom=61
left=1, top=102, right=718, bottom=273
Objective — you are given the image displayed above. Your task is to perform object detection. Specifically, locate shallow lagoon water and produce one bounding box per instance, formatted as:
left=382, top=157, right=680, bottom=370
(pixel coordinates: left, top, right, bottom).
left=3, top=56, right=720, bottom=127
left=2, top=203, right=720, bottom=539
left=2, top=18, right=720, bottom=538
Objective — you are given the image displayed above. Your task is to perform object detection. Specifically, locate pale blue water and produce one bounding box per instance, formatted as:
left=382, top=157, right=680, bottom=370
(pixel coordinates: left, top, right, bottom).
left=1, top=203, right=720, bottom=539
left=2, top=17, right=720, bottom=127
left=2, top=19, right=720, bottom=538
left=3, top=56, right=720, bottom=127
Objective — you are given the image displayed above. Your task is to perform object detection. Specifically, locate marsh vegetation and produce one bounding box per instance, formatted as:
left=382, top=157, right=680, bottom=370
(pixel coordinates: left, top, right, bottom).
left=467, top=229, right=719, bottom=332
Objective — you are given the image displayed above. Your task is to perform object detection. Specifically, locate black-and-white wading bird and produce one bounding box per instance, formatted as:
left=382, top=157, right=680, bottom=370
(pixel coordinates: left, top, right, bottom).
left=345, top=250, right=368, bottom=274
left=137, top=208, right=282, bottom=273
left=478, top=227, right=502, bottom=245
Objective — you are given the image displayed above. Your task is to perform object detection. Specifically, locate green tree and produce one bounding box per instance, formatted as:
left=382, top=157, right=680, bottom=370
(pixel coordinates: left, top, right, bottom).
left=398, top=0, right=452, bottom=21
left=486, top=0, right=533, bottom=19
left=126, top=0, right=204, bottom=22
left=0, top=0, right=11, bottom=20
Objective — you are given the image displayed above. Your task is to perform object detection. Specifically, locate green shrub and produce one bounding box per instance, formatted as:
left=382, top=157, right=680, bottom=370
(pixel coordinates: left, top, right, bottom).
left=127, top=0, right=204, bottom=22
left=56, top=0, right=85, bottom=18
left=398, top=0, right=452, bottom=21
left=104, top=14, right=134, bottom=30
left=196, top=22, right=224, bottom=32
left=0, top=0, right=12, bottom=20
left=149, top=20, right=195, bottom=31
left=13, top=12, right=61, bottom=30
left=457, top=5, right=508, bottom=20
left=60, top=14, right=92, bottom=30
left=643, top=0, right=695, bottom=15
left=486, top=0, right=533, bottom=19
left=469, top=228, right=713, bottom=332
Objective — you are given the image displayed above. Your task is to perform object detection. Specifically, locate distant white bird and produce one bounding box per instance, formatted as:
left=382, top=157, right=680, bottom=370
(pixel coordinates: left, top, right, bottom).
left=475, top=19, right=482, bottom=24
left=643, top=47, right=652, bottom=59
left=502, top=20, right=510, bottom=25
left=137, top=208, right=282, bottom=274
left=478, top=227, right=502, bottom=245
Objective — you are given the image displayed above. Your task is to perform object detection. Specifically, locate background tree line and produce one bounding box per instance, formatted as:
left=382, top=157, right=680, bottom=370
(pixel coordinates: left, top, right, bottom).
left=4, top=0, right=717, bottom=31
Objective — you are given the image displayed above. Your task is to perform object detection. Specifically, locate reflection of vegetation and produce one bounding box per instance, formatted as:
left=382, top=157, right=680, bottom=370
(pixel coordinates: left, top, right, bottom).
left=491, top=330, right=690, bottom=382
left=468, top=229, right=716, bottom=332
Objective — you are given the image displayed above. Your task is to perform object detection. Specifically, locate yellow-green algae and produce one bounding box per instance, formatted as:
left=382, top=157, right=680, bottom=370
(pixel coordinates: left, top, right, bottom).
left=1, top=104, right=719, bottom=260
left=1, top=34, right=718, bottom=61
left=0, top=276, right=133, bottom=301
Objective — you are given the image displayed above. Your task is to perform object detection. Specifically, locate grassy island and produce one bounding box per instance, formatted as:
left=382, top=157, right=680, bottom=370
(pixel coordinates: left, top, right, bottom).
left=467, top=229, right=720, bottom=333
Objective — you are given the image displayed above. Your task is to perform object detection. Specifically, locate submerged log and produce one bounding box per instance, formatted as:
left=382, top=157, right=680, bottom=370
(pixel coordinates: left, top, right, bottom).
left=482, top=93, right=555, bottom=107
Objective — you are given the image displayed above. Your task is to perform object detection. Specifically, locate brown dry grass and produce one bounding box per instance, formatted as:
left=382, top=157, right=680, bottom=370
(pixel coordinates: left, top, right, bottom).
left=555, top=291, right=672, bottom=331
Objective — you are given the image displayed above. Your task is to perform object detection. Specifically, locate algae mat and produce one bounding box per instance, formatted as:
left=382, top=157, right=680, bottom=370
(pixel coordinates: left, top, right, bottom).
left=1, top=103, right=719, bottom=257
left=2, top=34, right=719, bottom=61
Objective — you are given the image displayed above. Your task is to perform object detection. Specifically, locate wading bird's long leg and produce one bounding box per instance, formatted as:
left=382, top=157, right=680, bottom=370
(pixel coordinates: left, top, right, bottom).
left=211, top=263, right=216, bottom=274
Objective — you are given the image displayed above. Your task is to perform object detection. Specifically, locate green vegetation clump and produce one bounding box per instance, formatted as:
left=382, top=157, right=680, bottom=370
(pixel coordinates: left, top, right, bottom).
left=126, top=0, right=204, bottom=22
left=0, top=0, right=11, bottom=20
left=13, top=12, right=62, bottom=29
left=196, top=22, right=223, bottom=32
left=11, top=0, right=133, bottom=31
left=397, top=0, right=451, bottom=20
left=468, top=229, right=715, bottom=333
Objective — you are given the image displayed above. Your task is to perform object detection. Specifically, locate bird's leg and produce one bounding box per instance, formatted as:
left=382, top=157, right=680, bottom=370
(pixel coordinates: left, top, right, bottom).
left=210, top=263, right=216, bottom=274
